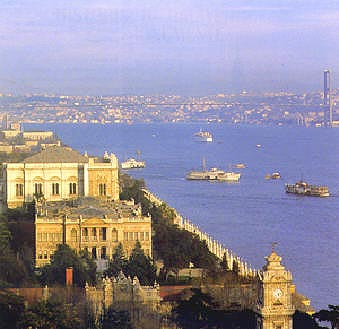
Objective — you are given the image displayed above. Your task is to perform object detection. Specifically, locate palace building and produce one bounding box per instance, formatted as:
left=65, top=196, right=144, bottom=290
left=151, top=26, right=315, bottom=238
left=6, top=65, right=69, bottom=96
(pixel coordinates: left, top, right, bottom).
left=35, top=197, right=152, bottom=269
left=0, top=145, right=119, bottom=211
left=0, top=144, right=152, bottom=269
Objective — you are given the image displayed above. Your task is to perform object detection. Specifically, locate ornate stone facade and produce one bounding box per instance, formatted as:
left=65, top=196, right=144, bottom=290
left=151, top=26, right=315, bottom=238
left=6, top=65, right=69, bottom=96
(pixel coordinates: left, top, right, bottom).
left=35, top=198, right=152, bottom=268
left=260, top=250, right=295, bottom=329
left=0, top=146, right=119, bottom=211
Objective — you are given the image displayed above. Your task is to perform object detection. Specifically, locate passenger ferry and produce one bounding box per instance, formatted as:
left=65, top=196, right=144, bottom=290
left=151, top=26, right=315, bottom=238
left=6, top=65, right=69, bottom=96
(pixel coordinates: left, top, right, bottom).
left=285, top=181, right=330, bottom=197
left=186, top=167, right=241, bottom=182
left=194, top=130, right=213, bottom=142
left=120, top=158, right=145, bottom=169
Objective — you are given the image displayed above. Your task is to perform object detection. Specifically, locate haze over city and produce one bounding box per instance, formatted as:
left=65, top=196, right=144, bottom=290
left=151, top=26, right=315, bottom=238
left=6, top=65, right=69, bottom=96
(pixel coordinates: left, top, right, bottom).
left=1, top=0, right=338, bottom=95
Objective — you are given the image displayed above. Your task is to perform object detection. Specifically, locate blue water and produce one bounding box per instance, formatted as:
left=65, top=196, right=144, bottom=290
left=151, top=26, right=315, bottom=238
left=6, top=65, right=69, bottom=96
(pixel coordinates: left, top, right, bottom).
left=25, top=123, right=339, bottom=311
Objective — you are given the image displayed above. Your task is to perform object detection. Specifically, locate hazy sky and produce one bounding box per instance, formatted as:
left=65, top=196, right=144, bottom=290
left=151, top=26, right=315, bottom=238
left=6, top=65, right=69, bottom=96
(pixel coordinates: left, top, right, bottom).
left=0, top=0, right=338, bottom=95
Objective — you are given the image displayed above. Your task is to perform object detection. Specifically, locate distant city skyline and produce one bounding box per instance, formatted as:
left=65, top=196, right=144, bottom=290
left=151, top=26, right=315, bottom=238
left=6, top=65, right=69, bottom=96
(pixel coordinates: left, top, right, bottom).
left=0, top=1, right=338, bottom=95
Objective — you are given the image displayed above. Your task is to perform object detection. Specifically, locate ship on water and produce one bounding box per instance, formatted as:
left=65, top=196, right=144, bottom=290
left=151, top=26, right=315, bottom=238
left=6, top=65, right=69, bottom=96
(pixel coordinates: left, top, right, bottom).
left=186, top=158, right=241, bottom=182
left=285, top=181, right=330, bottom=197
left=120, top=158, right=145, bottom=169
left=194, top=129, right=213, bottom=142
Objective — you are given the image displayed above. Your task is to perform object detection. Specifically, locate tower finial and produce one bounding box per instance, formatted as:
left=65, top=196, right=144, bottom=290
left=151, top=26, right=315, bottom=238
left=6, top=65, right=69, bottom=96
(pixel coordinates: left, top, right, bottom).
left=272, top=242, right=278, bottom=252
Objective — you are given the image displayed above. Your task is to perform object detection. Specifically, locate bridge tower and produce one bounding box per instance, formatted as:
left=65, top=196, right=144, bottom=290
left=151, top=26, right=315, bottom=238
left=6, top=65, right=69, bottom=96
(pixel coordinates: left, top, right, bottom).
left=324, top=69, right=332, bottom=127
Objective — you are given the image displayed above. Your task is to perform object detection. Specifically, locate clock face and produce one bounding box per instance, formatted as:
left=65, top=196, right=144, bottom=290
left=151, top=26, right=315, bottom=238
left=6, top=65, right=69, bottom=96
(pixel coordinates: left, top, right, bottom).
left=273, top=288, right=283, bottom=299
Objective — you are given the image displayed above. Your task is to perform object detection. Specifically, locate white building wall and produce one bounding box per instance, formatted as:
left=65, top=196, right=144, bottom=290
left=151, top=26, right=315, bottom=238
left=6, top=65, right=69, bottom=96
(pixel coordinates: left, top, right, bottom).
left=5, top=162, right=86, bottom=205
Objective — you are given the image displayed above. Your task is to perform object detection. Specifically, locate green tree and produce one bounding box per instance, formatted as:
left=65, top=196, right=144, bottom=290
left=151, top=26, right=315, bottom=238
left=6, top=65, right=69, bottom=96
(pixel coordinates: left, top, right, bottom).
left=125, top=241, right=156, bottom=285
left=174, top=288, right=257, bottom=329
left=220, top=252, right=229, bottom=271
left=293, top=311, right=324, bottom=329
left=18, top=299, right=83, bottom=329
left=119, top=174, right=145, bottom=204
left=154, top=222, right=218, bottom=280
left=40, top=244, right=96, bottom=287
left=0, top=220, right=27, bottom=287
left=313, top=305, right=339, bottom=329
left=104, top=243, right=127, bottom=277
left=0, top=290, right=25, bottom=329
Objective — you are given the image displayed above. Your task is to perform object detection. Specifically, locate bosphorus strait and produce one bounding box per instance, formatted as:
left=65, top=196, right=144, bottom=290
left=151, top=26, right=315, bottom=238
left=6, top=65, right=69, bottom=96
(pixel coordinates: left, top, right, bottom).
left=26, top=122, right=339, bottom=311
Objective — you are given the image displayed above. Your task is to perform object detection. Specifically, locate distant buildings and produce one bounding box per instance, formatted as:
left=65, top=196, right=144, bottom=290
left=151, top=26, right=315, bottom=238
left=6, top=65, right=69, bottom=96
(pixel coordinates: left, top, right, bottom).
left=1, top=84, right=338, bottom=127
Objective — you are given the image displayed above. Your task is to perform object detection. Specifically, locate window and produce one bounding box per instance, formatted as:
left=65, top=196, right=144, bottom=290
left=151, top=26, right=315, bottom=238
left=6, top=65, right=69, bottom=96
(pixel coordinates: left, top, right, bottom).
left=124, top=232, right=128, bottom=241
left=129, top=232, right=133, bottom=241
left=37, top=233, right=42, bottom=242
left=52, top=183, right=60, bottom=195
left=43, top=251, right=48, bottom=259
left=100, top=228, right=107, bottom=241
left=140, top=232, right=144, bottom=241
left=134, top=232, right=139, bottom=241
left=71, top=228, right=77, bottom=242
left=145, top=232, right=149, bottom=241
left=34, top=183, right=43, bottom=195
left=112, top=229, right=118, bottom=242
left=82, top=228, right=88, bottom=241
left=92, top=247, right=97, bottom=259
left=69, top=182, right=76, bottom=195
left=101, top=247, right=107, bottom=259
left=16, top=183, right=24, bottom=197
left=38, top=251, right=42, bottom=259
left=92, top=228, right=97, bottom=241
left=99, top=183, right=106, bottom=196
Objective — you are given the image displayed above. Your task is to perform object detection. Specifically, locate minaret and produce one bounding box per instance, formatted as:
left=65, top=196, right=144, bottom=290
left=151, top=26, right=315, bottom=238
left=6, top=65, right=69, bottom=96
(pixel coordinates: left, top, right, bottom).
left=260, top=248, right=295, bottom=329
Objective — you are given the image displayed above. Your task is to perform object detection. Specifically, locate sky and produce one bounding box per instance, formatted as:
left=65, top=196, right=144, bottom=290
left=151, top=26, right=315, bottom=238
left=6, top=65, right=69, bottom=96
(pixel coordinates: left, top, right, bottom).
left=0, top=0, right=338, bottom=95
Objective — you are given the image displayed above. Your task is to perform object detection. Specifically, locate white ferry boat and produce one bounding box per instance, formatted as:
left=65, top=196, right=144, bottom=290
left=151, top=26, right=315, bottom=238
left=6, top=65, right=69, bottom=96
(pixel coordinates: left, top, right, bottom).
left=120, top=158, right=145, bottom=169
left=186, top=167, right=241, bottom=182
left=194, top=130, right=213, bottom=142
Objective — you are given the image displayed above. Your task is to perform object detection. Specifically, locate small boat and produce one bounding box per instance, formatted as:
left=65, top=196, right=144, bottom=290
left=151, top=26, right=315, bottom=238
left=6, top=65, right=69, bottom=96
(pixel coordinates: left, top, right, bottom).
left=120, top=158, right=145, bottom=169
left=271, top=172, right=281, bottom=179
left=194, top=129, right=213, bottom=142
left=285, top=181, right=329, bottom=197
left=265, top=174, right=271, bottom=180
left=235, top=163, right=246, bottom=169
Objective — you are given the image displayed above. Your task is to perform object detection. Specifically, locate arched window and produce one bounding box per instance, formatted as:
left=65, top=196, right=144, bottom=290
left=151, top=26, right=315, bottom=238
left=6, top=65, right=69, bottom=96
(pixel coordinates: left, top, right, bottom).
left=101, top=247, right=107, bottom=259
left=92, top=247, right=97, bottom=259
left=71, top=228, right=77, bottom=242
left=69, top=182, right=77, bottom=195
left=16, top=183, right=24, bottom=197
left=52, top=183, right=60, bottom=195
left=82, top=228, right=88, bottom=241
left=34, top=183, right=43, bottom=195
left=112, top=229, right=118, bottom=242
left=92, top=228, right=97, bottom=241
left=99, top=183, right=106, bottom=196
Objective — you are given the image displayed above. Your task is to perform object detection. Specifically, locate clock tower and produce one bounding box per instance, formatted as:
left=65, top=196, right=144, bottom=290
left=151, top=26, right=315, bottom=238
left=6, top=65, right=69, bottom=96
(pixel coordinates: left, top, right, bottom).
left=260, top=249, right=295, bottom=329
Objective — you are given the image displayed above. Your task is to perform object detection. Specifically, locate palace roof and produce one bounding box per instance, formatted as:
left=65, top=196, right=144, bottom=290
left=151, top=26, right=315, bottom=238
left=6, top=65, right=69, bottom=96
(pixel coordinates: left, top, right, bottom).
left=23, top=146, right=89, bottom=164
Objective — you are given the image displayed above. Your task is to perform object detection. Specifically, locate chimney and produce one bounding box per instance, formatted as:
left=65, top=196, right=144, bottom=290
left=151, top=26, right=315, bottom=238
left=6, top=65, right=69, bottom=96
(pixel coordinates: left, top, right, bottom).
left=66, top=267, right=73, bottom=286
